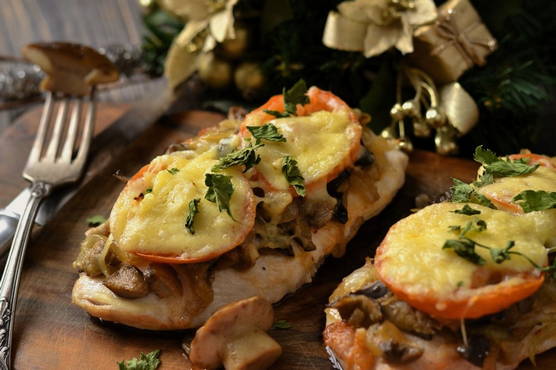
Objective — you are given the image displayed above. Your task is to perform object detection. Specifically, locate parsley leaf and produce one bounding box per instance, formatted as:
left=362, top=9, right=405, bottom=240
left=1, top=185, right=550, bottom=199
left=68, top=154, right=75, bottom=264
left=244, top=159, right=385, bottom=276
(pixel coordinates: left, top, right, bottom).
left=283, top=79, right=309, bottom=116
left=473, top=146, right=499, bottom=165
left=450, top=178, right=495, bottom=208
left=473, top=172, right=494, bottom=187
left=145, top=188, right=153, bottom=194
left=263, top=109, right=289, bottom=118
left=282, top=156, right=305, bottom=196
left=443, top=238, right=486, bottom=265
left=513, top=190, right=556, bottom=213
left=204, top=173, right=234, bottom=218
left=489, top=241, right=516, bottom=264
left=473, top=146, right=538, bottom=178
left=212, top=142, right=263, bottom=172
left=272, top=320, right=292, bottom=330
left=452, top=204, right=481, bottom=215
left=185, top=198, right=200, bottom=234
left=485, top=158, right=539, bottom=177
left=118, top=349, right=161, bottom=370
left=247, top=123, right=286, bottom=143
left=86, top=215, right=106, bottom=227
left=167, top=167, right=179, bottom=175
left=449, top=219, right=487, bottom=237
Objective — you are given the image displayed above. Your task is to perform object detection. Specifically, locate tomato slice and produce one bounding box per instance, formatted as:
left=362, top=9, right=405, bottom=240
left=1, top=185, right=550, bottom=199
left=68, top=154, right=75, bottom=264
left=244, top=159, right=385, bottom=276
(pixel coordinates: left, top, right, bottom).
left=374, top=203, right=547, bottom=319
left=240, top=87, right=362, bottom=193
left=478, top=153, right=556, bottom=213
left=110, top=151, right=257, bottom=264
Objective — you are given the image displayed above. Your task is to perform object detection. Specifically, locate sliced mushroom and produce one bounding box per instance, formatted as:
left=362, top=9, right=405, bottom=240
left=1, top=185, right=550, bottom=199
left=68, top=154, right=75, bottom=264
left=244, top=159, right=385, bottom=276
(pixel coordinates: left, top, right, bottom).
left=189, top=296, right=282, bottom=370
left=103, top=264, right=149, bottom=299
left=22, top=42, right=119, bottom=95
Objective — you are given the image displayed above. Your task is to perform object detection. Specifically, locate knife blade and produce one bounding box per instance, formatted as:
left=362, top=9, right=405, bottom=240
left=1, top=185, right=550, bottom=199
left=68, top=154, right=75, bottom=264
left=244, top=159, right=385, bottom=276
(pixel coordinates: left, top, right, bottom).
left=0, top=80, right=173, bottom=257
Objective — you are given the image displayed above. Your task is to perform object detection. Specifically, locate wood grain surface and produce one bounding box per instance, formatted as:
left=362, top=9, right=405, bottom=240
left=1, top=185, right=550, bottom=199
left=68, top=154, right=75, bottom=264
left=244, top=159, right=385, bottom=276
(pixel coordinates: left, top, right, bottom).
left=1, top=107, right=554, bottom=369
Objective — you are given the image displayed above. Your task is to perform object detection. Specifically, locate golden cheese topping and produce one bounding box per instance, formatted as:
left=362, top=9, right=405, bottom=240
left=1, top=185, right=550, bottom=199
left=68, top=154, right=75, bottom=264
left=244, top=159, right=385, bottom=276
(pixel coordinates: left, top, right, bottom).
left=249, top=110, right=360, bottom=191
left=110, top=149, right=255, bottom=261
left=477, top=165, right=556, bottom=205
left=376, top=203, right=553, bottom=297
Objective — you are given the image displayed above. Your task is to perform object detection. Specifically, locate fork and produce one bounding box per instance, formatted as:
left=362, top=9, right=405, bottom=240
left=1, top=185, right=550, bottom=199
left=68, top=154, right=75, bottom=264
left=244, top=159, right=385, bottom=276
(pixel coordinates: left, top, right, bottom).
left=0, top=90, right=96, bottom=370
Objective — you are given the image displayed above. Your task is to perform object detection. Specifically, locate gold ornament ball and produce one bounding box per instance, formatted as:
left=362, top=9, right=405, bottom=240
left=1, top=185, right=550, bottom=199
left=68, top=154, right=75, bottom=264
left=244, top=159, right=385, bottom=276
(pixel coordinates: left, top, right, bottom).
left=398, top=137, right=414, bottom=153
left=198, top=53, right=232, bottom=89
left=435, top=127, right=459, bottom=155
left=425, top=108, right=446, bottom=128
left=380, top=124, right=398, bottom=139
left=401, top=100, right=420, bottom=118
left=234, top=62, right=265, bottom=100
left=219, top=27, right=249, bottom=60
left=390, top=103, right=404, bottom=121
left=412, top=120, right=431, bottom=138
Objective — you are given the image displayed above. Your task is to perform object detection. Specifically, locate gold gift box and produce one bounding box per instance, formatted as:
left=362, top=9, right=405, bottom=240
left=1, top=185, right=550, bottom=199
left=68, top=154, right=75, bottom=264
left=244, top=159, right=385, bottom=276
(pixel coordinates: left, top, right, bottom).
left=410, top=0, right=497, bottom=84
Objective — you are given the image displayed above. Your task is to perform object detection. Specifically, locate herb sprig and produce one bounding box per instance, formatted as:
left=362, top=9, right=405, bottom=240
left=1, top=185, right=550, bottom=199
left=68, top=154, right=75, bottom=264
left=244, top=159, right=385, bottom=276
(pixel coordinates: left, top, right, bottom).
left=444, top=212, right=556, bottom=276
left=185, top=198, right=200, bottom=234
left=473, top=146, right=539, bottom=187
left=513, top=190, right=556, bottom=213
left=247, top=123, right=286, bottom=143
left=204, top=173, right=235, bottom=219
left=212, top=142, right=263, bottom=173
left=264, top=79, right=309, bottom=118
left=118, top=349, right=161, bottom=370
left=282, top=156, right=305, bottom=196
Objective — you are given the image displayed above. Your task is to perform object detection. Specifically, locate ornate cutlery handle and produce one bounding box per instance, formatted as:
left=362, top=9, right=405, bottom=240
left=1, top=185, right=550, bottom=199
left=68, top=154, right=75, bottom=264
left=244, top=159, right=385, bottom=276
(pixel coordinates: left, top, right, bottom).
left=0, top=182, right=50, bottom=370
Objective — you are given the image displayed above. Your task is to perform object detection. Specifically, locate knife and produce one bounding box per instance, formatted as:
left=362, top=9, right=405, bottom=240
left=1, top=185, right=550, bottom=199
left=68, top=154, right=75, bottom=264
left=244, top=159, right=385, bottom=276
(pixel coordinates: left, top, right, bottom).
left=0, top=80, right=173, bottom=257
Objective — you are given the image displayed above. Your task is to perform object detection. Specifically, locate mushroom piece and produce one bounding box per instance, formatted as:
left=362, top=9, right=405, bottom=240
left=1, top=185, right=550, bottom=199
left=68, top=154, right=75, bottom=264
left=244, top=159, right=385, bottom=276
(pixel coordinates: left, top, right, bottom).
left=22, top=42, right=119, bottom=95
left=189, top=296, right=282, bottom=370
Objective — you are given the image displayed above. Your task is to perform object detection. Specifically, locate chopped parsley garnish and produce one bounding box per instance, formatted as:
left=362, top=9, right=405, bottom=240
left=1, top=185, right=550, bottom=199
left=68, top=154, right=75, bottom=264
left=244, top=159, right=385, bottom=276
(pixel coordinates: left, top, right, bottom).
left=167, top=167, right=180, bottom=175
left=513, top=190, right=556, bottom=213
left=473, top=146, right=538, bottom=183
left=212, top=142, right=263, bottom=172
left=86, top=215, right=106, bottom=227
left=263, top=79, right=309, bottom=118
left=185, top=198, right=200, bottom=234
left=145, top=188, right=153, bottom=194
left=246, top=123, right=286, bottom=143
left=284, top=79, right=309, bottom=116
left=282, top=156, right=305, bottom=196
left=449, top=219, right=487, bottom=236
left=444, top=214, right=556, bottom=276
left=452, top=204, right=481, bottom=215
left=204, top=173, right=234, bottom=218
left=443, top=238, right=486, bottom=265
left=118, top=349, right=160, bottom=370
left=272, top=320, right=292, bottom=330
left=450, top=178, right=495, bottom=208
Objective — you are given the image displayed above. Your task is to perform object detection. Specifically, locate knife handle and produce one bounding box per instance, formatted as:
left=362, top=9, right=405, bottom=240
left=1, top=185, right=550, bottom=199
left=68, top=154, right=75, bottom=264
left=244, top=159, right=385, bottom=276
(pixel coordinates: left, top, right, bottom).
left=0, top=211, right=18, bottom=258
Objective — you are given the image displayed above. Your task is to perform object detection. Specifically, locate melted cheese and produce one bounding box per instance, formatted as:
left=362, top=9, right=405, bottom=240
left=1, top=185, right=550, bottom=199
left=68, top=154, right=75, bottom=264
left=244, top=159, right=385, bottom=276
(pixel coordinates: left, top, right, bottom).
left=251, top=110, right=359, bottom=191
left=377, top=203, right=554, bottom=297
left=110, top=149, right=254, bottom=259
left=478, top=165, right=556, bottom=204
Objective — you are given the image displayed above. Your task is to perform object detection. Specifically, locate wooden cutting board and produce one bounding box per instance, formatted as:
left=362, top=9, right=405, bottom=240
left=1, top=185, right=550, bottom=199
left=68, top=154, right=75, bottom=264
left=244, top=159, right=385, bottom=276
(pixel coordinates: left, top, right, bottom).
left=1, top=106, right=553, bottom=369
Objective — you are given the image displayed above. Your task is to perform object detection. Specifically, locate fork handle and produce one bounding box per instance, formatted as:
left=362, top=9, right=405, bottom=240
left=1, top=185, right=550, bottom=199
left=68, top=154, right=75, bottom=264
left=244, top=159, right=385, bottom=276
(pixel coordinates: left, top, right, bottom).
left=0, top=181, right=51, bottom=370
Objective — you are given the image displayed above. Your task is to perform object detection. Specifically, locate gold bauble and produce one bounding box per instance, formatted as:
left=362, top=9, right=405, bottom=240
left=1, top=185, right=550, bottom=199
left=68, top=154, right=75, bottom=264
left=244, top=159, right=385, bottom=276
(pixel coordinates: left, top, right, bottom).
left=380, top=124, right=398, bottom=140
left=219, top=26, right=249, bottom=60
left=390, top=103, right=404, bottom=121
left=412, top=119, right=431, bottom=138
left=398, top=137, right=414, bottom=153
left=198, top=52, right=232, bottom=89
left=435, top=126, right=459, bottom=155
left=234, top=62, right=265, bottom=100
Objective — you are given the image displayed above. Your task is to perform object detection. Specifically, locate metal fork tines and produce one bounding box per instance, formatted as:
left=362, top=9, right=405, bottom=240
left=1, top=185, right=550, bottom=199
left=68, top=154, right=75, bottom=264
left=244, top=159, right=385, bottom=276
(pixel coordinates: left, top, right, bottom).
left=0, top=90, right=96, bottom=370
